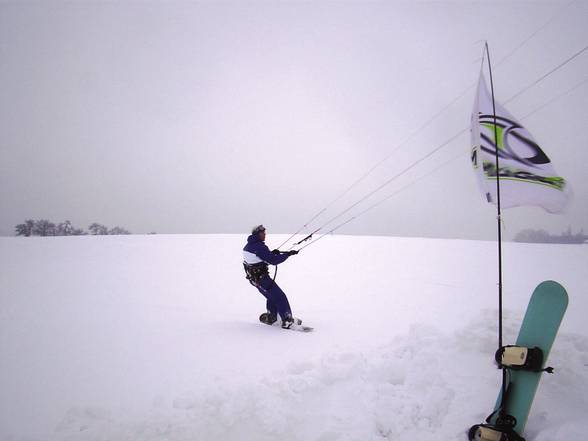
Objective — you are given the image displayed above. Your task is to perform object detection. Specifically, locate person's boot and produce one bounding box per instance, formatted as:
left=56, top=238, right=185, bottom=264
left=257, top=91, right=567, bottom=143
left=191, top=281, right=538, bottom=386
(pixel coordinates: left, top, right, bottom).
left=259, top=311, right=278, bottom=325
left=281, top=313, right=302, bottom=329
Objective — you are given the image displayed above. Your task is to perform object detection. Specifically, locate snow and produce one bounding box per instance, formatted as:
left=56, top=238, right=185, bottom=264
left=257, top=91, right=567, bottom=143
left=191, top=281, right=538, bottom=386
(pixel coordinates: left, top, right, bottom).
left=0, top=234, right=587, bottom=441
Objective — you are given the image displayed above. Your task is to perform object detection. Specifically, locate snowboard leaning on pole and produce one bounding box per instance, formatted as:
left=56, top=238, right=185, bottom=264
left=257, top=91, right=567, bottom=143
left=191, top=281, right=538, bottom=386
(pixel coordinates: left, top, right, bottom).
left=469, top=280, right=568, bottom=440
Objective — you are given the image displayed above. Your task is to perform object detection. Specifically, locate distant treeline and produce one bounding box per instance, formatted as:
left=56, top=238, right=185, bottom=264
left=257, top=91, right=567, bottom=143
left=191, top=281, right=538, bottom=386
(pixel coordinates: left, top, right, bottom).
left=514, top=227, right=588, bottom=244
left=15, top=219, right=131, bottom=237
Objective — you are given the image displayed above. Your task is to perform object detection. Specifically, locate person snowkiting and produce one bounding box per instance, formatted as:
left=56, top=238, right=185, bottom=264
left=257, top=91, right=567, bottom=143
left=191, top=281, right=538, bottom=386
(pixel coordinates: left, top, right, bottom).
left=242, top=225, right=301, bottom=329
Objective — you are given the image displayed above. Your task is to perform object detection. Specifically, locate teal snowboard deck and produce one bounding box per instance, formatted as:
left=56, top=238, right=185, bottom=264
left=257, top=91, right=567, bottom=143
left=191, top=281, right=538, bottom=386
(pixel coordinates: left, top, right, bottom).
left=489, top=280, right=568, bottom=434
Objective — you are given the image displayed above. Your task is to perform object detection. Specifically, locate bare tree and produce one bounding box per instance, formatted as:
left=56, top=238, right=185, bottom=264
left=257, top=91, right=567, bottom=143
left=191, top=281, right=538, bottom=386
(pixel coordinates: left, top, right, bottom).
left=108, top=226, right=131, bottom=235
left=88, top=223, right=109, bottom=235
left=33, top=219, right=56, bottom=237
left=54, top=220, right=87, bottom=236
left=56, top=220, right=74, bottom=236
left=15, top=219, right=35, bottom=236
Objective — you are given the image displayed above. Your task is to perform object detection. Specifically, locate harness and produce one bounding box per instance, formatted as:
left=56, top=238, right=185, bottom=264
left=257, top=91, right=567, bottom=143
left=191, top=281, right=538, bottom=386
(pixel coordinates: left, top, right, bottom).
left=243, top=261, right=269, bottom=287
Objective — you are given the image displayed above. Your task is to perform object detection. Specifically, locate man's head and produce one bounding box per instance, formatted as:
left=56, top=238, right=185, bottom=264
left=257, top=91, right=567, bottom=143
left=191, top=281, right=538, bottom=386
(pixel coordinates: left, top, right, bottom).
left=251, top=224, right=266, bottom=241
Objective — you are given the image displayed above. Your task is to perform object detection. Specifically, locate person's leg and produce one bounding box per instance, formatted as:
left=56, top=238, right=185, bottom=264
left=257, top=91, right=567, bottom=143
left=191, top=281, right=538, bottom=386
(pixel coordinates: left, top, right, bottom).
left=255, top=282, right=278, bottom=319
left=259, top=277, right=292, bottom=321
left=266, top=299, right=278, bottom=316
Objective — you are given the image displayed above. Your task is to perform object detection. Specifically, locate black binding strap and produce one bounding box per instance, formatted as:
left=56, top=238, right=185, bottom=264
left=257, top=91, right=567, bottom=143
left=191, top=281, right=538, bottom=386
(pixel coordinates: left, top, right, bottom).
left=469, top=423, right=526, bottom=441
left=495, top=346, right=554, bottom=373
left=470, top=374, right=524, bottom=441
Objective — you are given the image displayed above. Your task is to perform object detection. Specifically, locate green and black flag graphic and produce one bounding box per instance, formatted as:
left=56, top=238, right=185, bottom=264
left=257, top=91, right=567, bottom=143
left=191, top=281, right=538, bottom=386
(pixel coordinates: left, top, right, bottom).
left=470, top=74, right=571, bottom=213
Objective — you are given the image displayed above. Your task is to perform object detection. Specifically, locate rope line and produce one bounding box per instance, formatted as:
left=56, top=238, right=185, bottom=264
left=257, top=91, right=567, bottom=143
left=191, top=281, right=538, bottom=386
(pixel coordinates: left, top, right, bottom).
left=279, top=7, right=580, bottom=250
left=520, top=75, right=588, bottom=120
left=297, top=68, right=587, bottom=251
left=290, top=128, right=467, bottom=248
left=505, top=44, right=588, bottom=105
left=494, top=0, right=578, bottom=68
left=297, top=147, right=469, bottom=251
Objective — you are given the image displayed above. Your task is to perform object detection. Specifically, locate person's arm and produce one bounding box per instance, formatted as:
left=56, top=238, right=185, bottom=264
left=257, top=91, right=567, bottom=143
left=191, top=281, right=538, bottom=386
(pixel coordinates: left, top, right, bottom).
left=256, top=243, right=290, bottom=265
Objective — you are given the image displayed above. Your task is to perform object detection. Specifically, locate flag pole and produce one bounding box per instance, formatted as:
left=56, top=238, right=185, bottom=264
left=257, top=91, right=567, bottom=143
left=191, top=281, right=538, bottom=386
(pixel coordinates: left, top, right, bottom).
left=484, top=41, right=506, bottom=419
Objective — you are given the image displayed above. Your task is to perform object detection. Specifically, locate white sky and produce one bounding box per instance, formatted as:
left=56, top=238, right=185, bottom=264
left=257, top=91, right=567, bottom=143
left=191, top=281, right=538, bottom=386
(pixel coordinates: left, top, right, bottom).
left=1, top=0, right=587, bottom=239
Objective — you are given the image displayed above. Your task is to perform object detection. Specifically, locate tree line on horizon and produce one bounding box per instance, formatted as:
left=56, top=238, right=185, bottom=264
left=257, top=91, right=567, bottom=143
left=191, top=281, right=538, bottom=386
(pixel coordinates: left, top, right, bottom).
left=15, top=219, right=131, bottom=237
left=513, top=226, right=588, bottom=244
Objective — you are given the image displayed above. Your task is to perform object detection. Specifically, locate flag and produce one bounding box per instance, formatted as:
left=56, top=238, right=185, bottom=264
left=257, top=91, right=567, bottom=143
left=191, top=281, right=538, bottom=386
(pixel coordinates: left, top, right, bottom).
left=470, top=73, right=571, bottom=213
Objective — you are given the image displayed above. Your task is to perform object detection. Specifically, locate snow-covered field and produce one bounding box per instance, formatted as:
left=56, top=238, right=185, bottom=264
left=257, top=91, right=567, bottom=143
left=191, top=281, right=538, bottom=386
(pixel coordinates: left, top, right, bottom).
left=1, top=234, right=587, bottom=441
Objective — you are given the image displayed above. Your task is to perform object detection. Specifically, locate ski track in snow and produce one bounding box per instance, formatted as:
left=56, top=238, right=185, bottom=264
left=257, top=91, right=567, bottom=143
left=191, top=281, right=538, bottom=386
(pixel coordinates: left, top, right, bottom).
left=1, top=235, right=587, bottom=441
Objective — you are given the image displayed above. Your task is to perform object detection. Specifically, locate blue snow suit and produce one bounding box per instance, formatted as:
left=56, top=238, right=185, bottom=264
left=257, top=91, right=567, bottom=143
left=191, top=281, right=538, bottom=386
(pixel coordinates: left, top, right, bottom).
left=243, top=234, right=292, bottom=320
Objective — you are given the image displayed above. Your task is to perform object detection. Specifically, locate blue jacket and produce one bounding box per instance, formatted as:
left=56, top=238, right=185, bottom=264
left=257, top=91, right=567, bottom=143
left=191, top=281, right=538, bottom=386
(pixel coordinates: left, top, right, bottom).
left=243, top=234, right=289, bottom=266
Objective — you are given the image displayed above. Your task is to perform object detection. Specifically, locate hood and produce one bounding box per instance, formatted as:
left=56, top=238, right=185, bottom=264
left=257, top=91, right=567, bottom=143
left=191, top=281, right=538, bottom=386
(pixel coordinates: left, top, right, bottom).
left=247, top=234, right=263, bottom=244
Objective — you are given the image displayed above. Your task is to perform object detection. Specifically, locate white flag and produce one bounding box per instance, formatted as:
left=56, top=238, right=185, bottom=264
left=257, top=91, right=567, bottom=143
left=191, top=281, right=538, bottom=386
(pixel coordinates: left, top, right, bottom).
left=471, top=73, right=571, bottom=213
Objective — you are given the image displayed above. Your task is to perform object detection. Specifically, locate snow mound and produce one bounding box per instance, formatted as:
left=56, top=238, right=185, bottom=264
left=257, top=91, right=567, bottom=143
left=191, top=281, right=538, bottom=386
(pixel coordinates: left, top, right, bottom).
left=53, top=314, right=588, bottom=441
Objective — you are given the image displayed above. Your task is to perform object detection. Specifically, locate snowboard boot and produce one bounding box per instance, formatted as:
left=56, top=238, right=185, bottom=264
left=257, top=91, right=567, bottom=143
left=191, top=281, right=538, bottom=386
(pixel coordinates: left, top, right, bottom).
left=259, top=311, right=278, bottom=325
left=281, top=314, right=302, bottom=329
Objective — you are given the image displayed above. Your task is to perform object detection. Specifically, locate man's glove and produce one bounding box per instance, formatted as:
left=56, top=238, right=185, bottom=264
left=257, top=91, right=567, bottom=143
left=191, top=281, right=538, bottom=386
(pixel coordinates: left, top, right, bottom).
left=288, top=250, right=299, bottom=256
left=271, top=249, right=281, bottom=255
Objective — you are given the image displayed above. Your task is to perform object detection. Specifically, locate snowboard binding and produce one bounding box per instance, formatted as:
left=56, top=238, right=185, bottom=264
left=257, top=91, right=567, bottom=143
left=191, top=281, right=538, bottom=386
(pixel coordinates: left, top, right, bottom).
left=494, top=346, right=553, bottom=373
left=468, top=423, right=525, bottom=441
left=469, top=396, right=524, bottom=441
left=281, top=315, right=302, bottom=329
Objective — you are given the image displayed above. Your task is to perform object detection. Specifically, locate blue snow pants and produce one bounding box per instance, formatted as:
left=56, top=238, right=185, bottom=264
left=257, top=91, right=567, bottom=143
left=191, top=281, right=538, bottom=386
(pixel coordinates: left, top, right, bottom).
left=255, top=275, right=292, bottom=320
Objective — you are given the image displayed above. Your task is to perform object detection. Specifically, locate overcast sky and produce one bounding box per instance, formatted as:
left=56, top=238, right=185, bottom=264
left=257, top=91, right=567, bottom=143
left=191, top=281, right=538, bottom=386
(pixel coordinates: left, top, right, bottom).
left=1, top=0, right=587, bottom=240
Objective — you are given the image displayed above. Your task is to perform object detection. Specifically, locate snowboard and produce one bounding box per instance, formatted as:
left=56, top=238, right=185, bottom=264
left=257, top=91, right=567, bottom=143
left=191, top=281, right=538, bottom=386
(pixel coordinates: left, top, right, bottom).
left=471, top=280, right=568, bottom=439
left=259, top=313, right=314, bottom=332
left=261, top=322, right=314, bottom=332
left=282, top=323, right=314, bottom=333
